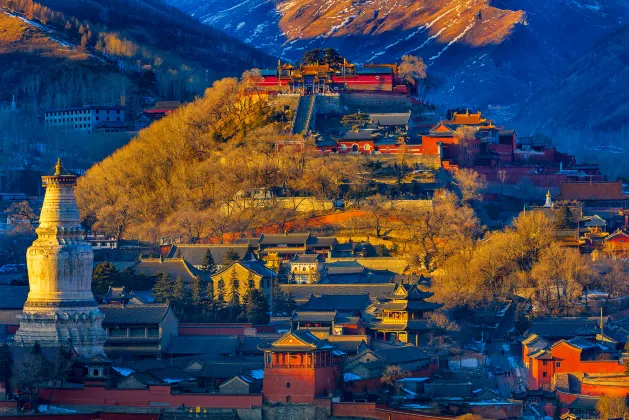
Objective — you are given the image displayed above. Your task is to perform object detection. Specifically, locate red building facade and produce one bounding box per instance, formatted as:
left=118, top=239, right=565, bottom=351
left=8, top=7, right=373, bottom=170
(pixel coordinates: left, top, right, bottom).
left=523, top=338, right=624, bottom=390
left=260, top=330, right=340, bottom=403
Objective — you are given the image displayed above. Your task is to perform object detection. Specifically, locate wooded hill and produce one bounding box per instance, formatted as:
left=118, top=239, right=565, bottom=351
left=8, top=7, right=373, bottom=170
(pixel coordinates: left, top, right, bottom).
left=0, top=0, right=274, bottom=108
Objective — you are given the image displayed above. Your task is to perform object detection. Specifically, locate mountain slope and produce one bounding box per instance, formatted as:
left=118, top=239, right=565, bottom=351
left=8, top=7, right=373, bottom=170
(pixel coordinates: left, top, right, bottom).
left=0, top=0, right=275, bottom=106
left=516, top=23, right=629, bottom=134
left=169, top=0, right=629, bottom=108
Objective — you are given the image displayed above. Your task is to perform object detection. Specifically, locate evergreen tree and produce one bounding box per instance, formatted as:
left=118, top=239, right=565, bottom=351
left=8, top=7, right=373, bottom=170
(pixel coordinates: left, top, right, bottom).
left=173, top=275, right=185, bottom=302
left=92, top=261, right=119, bottom=295
left=191, top=276, right=202, bottom=304
left=217, top=277, right=226, bottom=303
left=271, top=279, right=296, bottom=316
left=152, top=272, right=174, bottom=303
left=554, top=205, right=573, bottom=229
left=0, top=343, right=13, bottom=391
left=205, top=279, right=214, bottom=302
left=222, top=249, right=240, bottom=265
left=229, top=269, right=240, bottom=304
left=201, top=249, right=217, bottom=273
left=247, top=271, right=255, bottom=290
left=289, top=272, right=296, bottom=284
left=243, top=288, right=270, bottom=324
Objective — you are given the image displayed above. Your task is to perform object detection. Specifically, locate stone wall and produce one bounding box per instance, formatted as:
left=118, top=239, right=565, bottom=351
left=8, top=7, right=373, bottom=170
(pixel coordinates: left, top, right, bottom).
left=262, top=402, right=331, bottom=420
left=341, top=93, right=412, bottom=110
left=315, top=95, right=342, bottom=114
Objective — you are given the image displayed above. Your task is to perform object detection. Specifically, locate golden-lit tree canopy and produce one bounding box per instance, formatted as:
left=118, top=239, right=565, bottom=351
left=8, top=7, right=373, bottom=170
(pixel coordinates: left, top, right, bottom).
left=76, top=74, right=366, bottom=242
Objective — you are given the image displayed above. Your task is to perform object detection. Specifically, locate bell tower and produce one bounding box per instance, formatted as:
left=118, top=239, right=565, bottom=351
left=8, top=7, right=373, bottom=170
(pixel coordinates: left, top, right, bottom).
left=15, top=159, right=106, bottom=357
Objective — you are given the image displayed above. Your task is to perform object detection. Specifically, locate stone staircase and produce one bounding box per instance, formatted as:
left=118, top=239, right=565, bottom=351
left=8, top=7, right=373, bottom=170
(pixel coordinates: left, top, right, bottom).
left=291, top=94, right=315, bottom=135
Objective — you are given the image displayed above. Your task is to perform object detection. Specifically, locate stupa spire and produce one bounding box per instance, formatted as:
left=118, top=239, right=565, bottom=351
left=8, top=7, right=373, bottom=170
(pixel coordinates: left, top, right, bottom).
left=15, top=159, right=106, bottom=357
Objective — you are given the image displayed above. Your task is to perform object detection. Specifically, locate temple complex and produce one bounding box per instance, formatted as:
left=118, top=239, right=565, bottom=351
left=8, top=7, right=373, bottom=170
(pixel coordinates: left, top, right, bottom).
left=15, top=159, right=106, bottom=357
left=256, top=61, right=404, bottom=94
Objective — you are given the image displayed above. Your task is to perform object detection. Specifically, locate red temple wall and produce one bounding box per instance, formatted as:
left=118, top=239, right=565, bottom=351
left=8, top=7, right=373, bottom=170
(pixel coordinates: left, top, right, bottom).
left=581, top=382, right=629, bottom=397
left=263, top=367, right=317, bottom=403
left=37, top=386, right=261, bottom=408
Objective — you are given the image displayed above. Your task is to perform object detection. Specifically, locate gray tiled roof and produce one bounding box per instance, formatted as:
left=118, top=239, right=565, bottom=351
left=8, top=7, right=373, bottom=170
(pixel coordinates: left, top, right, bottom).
left=374, top=345, right=431, bottom=364
left=281, top=284, right=396, bottom=302
left=99, top=304, right=170, bottom=325
left=301, top=294, right=371, bottom=311
left=259, top=233, right=310, bottom=246
left=167, top=245, right=251, bottom=267
left=369, top=113, right=411, bottom=127
left=324, top=261, right=365, bottom=275
left=165, top=336, right=240, bottom=356
left=291, top=311, right=337, bottom=322
left=132, top=258, right=208, bottom=284
left=528, top=317, right=601, bottom=339
left=291, top=254, right=320, bottom=263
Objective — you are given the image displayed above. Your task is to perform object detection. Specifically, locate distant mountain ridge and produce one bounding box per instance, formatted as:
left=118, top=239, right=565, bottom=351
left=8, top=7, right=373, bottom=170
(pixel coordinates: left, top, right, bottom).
left=169, top=0, right=629, bottom=109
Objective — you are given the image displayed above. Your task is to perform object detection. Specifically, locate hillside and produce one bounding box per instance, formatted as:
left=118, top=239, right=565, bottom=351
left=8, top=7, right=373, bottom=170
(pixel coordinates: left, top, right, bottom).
left=169, top=0, right=629, bottom=108
left=516, top=23, right=629, bottom=134
left=0, top=0, right=274, bottom=107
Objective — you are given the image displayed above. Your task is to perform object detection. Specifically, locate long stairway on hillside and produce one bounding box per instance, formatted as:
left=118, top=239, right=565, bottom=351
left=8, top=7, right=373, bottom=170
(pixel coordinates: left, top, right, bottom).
left=291, top=94, right=316, bottom=135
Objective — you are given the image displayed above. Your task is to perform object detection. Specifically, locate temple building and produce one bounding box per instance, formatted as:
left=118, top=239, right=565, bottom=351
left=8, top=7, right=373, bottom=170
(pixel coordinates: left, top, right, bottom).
left=362, top=282, right=442, bottom=345
left=254, top=61, right=402, bottom=94
left=259, top=330, right=340, bottom=403
left=15, top=159, right=106, bottom=357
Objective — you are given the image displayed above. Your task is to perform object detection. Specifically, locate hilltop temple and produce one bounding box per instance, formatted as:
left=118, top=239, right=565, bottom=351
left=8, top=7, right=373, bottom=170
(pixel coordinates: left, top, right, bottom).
left=15, top=159, right=106, bottom=357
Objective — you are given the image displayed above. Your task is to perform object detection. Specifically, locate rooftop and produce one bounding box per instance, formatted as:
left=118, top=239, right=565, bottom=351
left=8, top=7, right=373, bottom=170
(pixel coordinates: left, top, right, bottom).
left=167, top=244, right=251, bottom=267
left=99, top=304, right=170, bottom=325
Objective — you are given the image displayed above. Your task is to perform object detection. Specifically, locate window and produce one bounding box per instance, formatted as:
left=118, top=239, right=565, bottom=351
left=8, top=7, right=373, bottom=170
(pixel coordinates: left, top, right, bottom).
left=129, top=327, right=145, bottom=337
left=286, top=382, right=291, bottom=388
left=556, top=362, right=561, bottom=368
left=109, top=328, right=127, bottom=337
left=542, top=360, right=548, bottom=366
left=147, top=328, right=159, bottom=337
left=93, top=369, right=99, bottom=376
left=543, top=372, right=547, bottom=378
left=249, top=280, right=254, bottom=288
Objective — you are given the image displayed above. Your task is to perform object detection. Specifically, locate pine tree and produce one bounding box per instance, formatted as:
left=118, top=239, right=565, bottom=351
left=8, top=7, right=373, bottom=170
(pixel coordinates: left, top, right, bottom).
left=271, top=278, right=296, bottom=316
left=152, top=272, right=174, bottom=303
left=205, top=279, right=214, bottom=302
left=92, top=261, right=119, bottom=295
left=191, top=276, right=202, bottom=305
left=243, top=288, right=270, bottom=324
left=173, top=275, right=185, bottom=302
left=554, top=205, right=573, bottom=229
left=222, top=249, right=240, bottom=265
left=229, top=269, right=240, bottom=304
left=247, top=271, right=255, bottom=290
left=217, top=277, right=226, bottom=303
left=201, top=249, right=217, bottom=273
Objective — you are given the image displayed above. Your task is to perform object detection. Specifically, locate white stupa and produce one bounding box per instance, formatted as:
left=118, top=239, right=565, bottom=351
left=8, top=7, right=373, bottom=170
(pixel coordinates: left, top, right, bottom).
left=15, top=159, right=106, bottom=357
